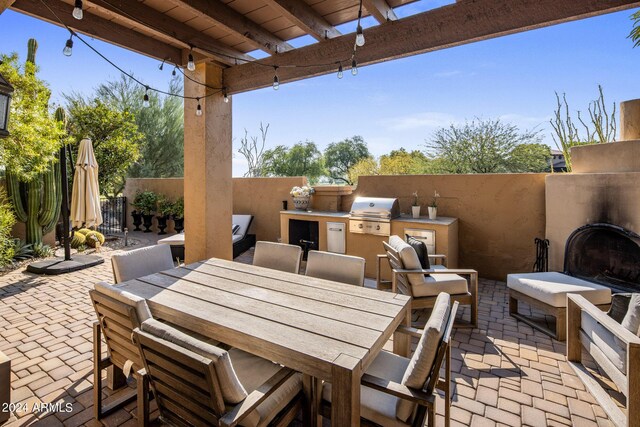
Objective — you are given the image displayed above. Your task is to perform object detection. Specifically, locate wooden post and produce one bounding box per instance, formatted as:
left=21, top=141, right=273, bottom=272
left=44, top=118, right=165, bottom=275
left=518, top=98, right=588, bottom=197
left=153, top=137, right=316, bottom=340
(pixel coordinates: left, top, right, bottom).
left=184, top=62, right=233, bottom=262
left=627, top=342, right=640, bottom=427
left=566, top=295, right=582, bottom=363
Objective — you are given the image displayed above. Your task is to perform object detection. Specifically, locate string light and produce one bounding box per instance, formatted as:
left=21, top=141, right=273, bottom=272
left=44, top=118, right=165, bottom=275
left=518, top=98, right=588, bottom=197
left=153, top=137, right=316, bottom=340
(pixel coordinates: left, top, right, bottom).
left=158, top=59, right=165, bottom=71
left=223, top=89, right=229, bottom=103
left=351, top=59, right=358, bottom=76
left=337, top=63, right=343, bottom=79
left=187, top=49, right=196, bottom=71
left=172, top=66, right=177, bottom=76
left=72, top=0, right=83, bottom=20
left=272, top=66, right=279, bottom=90
left=143, top=87, right=150, bottom=107
left=355, top=25, right=365, bottom=47
left=62, top=35, right=73, bottom=57
left=196, top=98, right=202, bottom=116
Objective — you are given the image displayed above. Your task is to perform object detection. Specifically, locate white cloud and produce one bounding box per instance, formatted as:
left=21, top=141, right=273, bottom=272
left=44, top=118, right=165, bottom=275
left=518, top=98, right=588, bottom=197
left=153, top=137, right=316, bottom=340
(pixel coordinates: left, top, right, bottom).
left=383, top=112, right=459, bottom=131
left=433, top=70, right=462, bottom=78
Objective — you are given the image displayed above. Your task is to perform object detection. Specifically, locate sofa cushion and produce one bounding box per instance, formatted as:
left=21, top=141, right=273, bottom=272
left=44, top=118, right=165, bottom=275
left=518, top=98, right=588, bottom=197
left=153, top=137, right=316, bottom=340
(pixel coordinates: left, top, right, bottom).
left=233, top=215, right=253, bottom=239
left=111, top=244, right=175, bottom=283
left=621, top=294, right=640, bottom=336
left=397, top=293, right=451, bottom=421
left=94, top=281, right=152, bottom=323
left=141, top=318, right=248, bottom=404
left=507, top=272, right=611, bottom=308
left=405, top=235, right=430, bottom=270
left=323, top=350, right=410, bottom=427
left=581, top=311, right=626, bottom=373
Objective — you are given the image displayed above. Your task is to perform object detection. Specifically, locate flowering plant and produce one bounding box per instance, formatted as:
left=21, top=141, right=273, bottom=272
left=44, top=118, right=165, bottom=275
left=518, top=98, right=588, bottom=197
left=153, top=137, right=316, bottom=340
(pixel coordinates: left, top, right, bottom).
left=429, top=191, right=440, bottom=208
left=290, top=185, right=315, bottom=197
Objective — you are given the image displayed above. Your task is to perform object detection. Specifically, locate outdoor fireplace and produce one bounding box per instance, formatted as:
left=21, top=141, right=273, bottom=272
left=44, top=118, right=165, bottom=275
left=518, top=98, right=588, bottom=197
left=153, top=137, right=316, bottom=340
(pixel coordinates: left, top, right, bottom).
left=564, top=223, right=640, bottom=292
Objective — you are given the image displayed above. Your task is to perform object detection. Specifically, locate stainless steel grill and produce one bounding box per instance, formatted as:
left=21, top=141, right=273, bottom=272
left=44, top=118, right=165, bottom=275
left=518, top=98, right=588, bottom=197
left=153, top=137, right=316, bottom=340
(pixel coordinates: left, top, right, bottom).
left=349, top=197, right=400, bottom=236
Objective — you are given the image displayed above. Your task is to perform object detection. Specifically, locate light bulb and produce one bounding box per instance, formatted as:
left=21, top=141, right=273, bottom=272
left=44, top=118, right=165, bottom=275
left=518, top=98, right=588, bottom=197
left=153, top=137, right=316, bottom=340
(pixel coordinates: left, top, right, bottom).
left=355, top=25, right=365, bottom=47
left=63, top=38, right=73, bottom=57
left=351, top=59, right=358, bottom=76
left=143, top=91, right=150, bottom=108
left=273, top=75, right=279, bottom=90
left=172, top=67, right=177, bottom=76
left=159, top=61, right=164, bottom=71
left=224, top=93, right=229, bottom=103
left=187, top=53, right=195, bottom=71
left=72, top=0, right=83, bottom=20
left=196, top=102, right=202, bottom=116
left=337, top=64, right=343, bottom=79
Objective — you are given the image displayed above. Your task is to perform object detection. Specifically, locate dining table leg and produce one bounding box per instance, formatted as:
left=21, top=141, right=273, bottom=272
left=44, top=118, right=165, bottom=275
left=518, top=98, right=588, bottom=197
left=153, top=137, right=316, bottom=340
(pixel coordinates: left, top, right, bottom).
left=302, top=374, right=320, bottom=427
left=331, top=354, right=361, bottom=427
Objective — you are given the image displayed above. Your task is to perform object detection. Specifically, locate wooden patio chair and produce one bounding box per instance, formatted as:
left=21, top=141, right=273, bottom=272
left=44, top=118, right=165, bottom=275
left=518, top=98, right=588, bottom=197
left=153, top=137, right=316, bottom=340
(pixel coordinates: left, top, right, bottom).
left=253, top=241, right=302, bottom=274
left=320, top=293, right=458, bottom=427
left=90, top=281, right=152, bottom=426
left=305, top=250, right=366, bottom=286
left=380, top=236, right=478, bottom=328
left=132, top=318, right=303, bottom=427
left=111, top=244, right=175, bottom=284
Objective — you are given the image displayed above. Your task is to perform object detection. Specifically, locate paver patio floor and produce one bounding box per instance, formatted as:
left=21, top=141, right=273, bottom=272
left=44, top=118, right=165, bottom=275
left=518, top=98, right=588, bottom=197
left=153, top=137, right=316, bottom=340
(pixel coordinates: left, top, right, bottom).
left=0, top=244, right=614, bottom=426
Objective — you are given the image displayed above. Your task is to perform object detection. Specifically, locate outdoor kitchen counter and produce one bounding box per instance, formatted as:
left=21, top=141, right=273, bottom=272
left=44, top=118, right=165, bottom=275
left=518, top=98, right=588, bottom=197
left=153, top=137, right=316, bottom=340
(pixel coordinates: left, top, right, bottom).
left=279, top=210, right=350, bottom=218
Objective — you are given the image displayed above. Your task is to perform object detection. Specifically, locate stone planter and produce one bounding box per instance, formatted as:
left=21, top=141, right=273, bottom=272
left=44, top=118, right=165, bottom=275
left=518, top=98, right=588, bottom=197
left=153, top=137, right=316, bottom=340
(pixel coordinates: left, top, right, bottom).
left=156, top=215, right=169, bottom=235
left=411, top=206, right=421, bottom=218
left=131, top=211, right=143, bottom=231
left=293, top=196, right=311, bottom=211
left=428, top=207, right=437, bottom=220
left=172, top=216, right=184, bottom=234
left=142, top=214, right=154, bottom=233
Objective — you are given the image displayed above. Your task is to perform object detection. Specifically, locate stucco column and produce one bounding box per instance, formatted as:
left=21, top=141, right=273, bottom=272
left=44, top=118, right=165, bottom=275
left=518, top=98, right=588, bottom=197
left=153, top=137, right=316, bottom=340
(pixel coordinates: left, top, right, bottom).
left=620, top=99, right=640, bottom=141
left=184, top=63, right=233, bottom=262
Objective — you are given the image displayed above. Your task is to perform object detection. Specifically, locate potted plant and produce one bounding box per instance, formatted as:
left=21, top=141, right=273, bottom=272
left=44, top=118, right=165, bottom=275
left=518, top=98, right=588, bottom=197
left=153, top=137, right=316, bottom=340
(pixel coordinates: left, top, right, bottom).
left=172, top=197, right=184, bottom=233
left=156, top=196, right=173, bottom=235
left=411, top=191, right=420, bottom=218
left=132, top=190, right=157, bottom=232
left=290, top=185, right=315, bottom=211
left=428, top=191, right=440, bottom=220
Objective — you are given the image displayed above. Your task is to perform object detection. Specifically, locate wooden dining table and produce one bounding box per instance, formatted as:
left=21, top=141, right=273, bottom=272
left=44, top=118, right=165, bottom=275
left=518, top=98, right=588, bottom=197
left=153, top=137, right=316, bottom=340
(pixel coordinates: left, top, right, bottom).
left=117, top=257, right=412, bottom=426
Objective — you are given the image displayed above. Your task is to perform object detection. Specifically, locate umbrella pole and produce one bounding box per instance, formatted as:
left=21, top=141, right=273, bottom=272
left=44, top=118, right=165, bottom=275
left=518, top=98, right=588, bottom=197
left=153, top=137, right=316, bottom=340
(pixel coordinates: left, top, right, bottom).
left=60, top=145, right=71, bottom=261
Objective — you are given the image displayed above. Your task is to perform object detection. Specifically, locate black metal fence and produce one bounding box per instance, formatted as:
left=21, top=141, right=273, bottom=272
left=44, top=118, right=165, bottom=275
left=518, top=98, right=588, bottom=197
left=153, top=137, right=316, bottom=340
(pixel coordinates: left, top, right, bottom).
left=98, top=196, right=127, bottom=235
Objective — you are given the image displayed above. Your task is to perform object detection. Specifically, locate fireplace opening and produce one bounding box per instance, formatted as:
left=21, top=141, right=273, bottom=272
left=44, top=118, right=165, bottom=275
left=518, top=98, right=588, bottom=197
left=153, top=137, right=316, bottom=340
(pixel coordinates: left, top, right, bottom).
left=288, top=219, right=319, bottom=260
left=564, top=223, right=640, bottom=292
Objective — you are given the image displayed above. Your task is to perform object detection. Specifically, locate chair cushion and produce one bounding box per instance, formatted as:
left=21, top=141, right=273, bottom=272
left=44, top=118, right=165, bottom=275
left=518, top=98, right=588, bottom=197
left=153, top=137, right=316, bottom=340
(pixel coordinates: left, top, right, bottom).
left=232, top=234, right=244, bottom=244
left=398, top=293, right=451, bottom=421
left=323, top=350, right=411, bottom=427
left=507, top=272, right=612, bottom=308
left=94, top=281, right=152, bottom=323
left=581, top=311, right=626, bottom=373
left=305, top=250, right=365, bottom=286
left=621, top=294, right=640, bottom=336
left=405, top=235, right=430, bottom=270
left=412, top=274, right=469, bottom=297
left=253, top=241, right=302, bottom=274
left=388, top=235, right=424, bottom=287
left=111, top=244, right=175, bottom=283
left=233, top=215, right=253, bottom=239
left=232, top=224, right=241, bottom=235
left=229, top=349, right=302, bottom=427
left=140, top=318, right=248, bottom=404
left=158, top=233, right=185, bottom=246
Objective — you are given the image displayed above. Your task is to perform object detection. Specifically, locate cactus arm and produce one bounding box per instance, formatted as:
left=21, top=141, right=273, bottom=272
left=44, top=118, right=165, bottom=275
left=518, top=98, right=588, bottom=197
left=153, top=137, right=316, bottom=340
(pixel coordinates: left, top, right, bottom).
left=39, top=161, right=61, bottom=235
left=6, top=171, right=28, bottom=223
left=27, top=39, right=38, bottom=65
left=26, top=179, right=43, bottom=245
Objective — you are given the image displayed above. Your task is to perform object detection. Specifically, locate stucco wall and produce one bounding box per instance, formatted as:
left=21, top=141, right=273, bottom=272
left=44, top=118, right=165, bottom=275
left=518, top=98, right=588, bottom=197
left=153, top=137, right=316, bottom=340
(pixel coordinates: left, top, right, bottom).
left=351, top=174, right=547, bottom=280
left=572, top=140, right=640, bottom=173
left=545, top=173, right=640, bottom=271
left=123, top=177, right=306, bottom=240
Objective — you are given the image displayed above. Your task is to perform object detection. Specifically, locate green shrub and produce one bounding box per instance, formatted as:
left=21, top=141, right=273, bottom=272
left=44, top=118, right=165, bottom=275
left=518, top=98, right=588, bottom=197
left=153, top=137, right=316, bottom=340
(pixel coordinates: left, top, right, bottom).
left=32, top=243, right=53, bottom=258
left=12, top=239, right=33, bottom=261
left=0, top=189, right=16, bottom=267
left=70, top=232, right=86, bottom=248
left=173, top=197, right=184, bottom=219
left=85, top=231, right=105, bottom=248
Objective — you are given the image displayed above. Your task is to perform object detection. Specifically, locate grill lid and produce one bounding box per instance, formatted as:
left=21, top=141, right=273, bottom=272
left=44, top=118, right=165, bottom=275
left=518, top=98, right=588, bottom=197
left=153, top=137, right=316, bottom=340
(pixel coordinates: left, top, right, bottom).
left=350, top=197, right=400, bottom=220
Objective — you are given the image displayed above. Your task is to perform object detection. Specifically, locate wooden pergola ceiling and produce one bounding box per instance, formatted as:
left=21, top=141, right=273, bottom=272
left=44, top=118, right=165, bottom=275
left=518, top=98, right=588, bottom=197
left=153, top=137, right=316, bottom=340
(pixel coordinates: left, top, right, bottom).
left=6, top=0, right=640, bottom=94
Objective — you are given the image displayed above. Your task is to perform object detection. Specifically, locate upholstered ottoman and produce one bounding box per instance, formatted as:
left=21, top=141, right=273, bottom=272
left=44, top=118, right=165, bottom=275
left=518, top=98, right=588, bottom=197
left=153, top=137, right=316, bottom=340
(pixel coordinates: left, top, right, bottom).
left=507, top=272, right=612, bottom=341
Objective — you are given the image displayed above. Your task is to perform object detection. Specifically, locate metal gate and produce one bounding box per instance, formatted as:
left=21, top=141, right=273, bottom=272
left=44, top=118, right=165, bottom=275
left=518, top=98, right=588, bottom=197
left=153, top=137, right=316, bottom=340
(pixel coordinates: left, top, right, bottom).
left=98, top=196, right=127, bottom=235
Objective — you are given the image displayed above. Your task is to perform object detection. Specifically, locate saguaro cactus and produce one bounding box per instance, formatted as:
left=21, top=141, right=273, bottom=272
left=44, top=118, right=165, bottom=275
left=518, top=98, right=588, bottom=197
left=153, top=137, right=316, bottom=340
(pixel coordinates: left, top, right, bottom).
left=5, top=39, right=63, bottom=245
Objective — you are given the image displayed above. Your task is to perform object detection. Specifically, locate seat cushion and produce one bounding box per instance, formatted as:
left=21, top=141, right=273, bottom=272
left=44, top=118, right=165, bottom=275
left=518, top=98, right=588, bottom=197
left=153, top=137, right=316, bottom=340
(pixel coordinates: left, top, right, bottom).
left=111, top=244, right=175, bottom=283
left=323, top=350, right=411, bottom=427
left=412, top=274, right=469, bottom=297
left=507, top=272, right=611, bottom=308
left=94, top=281, right=152, bottom=323
left=141, top=318, right=248, bottom=404
left=232, top=215, right=253, bottom=239
left=305, top=250, right=365, bottom=286
left=158, top=233, right=185, bottom=246
left=229, top=349, right=302, bottom=427
left=621, top=294, right=640, bottom=335
left=398, top=292, right=451, bottom=421
left=232, top=234, right=244, bottom=244
left=581, top=311, right=626, bottom=373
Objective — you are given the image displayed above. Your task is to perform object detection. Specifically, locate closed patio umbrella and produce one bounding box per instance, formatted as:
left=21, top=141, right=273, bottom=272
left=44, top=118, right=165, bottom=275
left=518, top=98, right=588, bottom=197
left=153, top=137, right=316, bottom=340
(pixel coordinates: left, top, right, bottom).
left=70, top=138, right=103, bottom=228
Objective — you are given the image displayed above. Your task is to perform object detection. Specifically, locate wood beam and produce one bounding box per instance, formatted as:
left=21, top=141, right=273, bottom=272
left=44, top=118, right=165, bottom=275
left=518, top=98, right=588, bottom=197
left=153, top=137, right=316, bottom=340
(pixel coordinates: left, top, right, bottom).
left=168, top=0, right=293, bottom=54
left=0, top=0, right=16, bottom=15
left=11, top=0, right=182, bottom=65
left=362, top=0, right=397, bottom=23
left=263, top=0, right=341, bottom=41
left=85, top=0, right=253, bottom=66
left=224, top=0, right=640, bottom=94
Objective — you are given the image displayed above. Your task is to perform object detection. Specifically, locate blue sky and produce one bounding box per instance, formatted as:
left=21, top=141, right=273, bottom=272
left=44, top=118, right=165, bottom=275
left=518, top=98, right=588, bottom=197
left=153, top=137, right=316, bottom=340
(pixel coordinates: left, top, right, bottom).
left=1, top=6, right=639, bottom=176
